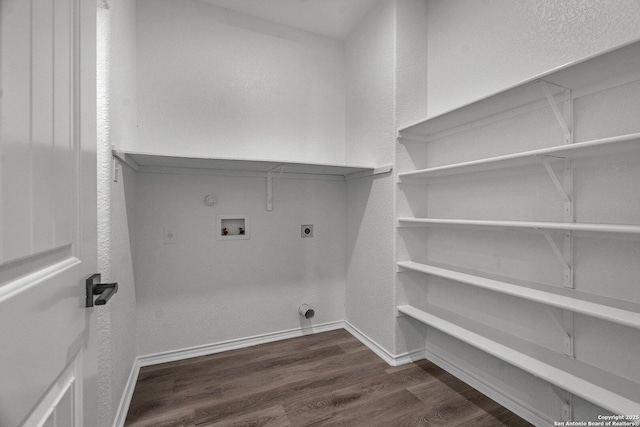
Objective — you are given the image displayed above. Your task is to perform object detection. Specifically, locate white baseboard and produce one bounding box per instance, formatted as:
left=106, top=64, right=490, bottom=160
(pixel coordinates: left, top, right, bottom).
left=424, top=347, right=552, bottom=427
left=137, top=320, right=344, bottom=367
left=112, top=357, right=141, bottom=427
left=343, top=321, right=423, bottom=366
left=343, top=323, right=552, bottom=424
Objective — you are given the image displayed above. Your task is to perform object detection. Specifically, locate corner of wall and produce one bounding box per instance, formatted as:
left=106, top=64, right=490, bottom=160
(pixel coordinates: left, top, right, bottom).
left=96, top=1, right=139, bottom=425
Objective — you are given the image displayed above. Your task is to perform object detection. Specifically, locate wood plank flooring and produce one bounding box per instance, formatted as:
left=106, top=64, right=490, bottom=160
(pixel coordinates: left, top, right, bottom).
left=125, top=329, right=533, bottom=426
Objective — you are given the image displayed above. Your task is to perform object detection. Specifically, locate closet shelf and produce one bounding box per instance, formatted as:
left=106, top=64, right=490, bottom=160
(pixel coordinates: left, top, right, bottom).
left=396, top=304, right=640, bottom=415
left=397, top=41, right=640, bottom=141
left=397, top=133, right=640, bottom=181
left=397, top=217, right=640, bottom=236
left=114, top=149, right=391, bottom=179
left=397, top=261, right=640, bottom=329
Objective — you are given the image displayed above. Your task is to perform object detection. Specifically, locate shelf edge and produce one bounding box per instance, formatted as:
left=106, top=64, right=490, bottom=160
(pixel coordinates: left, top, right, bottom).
left=396, top=218, right=640, bottom=235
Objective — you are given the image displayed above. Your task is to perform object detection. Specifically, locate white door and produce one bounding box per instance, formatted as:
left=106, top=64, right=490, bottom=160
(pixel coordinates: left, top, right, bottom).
left=0, top=0, right=97, bottom=426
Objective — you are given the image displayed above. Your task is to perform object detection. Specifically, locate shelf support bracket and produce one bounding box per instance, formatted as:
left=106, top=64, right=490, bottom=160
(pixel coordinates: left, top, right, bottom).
left=112, top=156, right=121, bottom=183
left=551, top=385, right=573, bottom=421
left=540, top=159, right=573, bottom=220
left=266, top=165, right=285, bottom=211
left=542, top=232, right=573, bottom=288
left=540, top=159, right=570, bottom=203
left=539, top=81, right=573, bottom=145
left=266, top=172, right=273, bottom=211
left=111, top=145, right=140, bottom=172
left=543, top=306, right=574, bottom=358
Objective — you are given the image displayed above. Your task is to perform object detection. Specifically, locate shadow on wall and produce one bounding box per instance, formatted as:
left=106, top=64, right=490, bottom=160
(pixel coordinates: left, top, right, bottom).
left=122, top=166, right=137, bottom=276
left=344, top=174, right=387, bottom=269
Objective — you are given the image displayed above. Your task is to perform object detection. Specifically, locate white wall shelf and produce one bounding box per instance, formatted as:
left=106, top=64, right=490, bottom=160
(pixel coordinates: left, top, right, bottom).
left=114, top=150, right=391, bottom=180
left=397, top=261, right=640, bottom=330
left=397, top=133, right=640, bottom=181
left=396, top=304, right=640, bottom=416
left=397, top=41, right=640, bottom=142
left=397, top=217, right=640, bottom=236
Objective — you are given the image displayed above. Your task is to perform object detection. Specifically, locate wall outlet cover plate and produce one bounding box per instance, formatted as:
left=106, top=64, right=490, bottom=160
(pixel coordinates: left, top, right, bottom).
left=301, top=225, right=313, bottom=238
left=164, top=228, right=177, bottom=244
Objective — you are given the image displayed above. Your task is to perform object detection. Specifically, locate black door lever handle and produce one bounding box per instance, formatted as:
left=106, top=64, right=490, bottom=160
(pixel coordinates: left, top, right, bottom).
left=86, top=273, right=119, bottom=307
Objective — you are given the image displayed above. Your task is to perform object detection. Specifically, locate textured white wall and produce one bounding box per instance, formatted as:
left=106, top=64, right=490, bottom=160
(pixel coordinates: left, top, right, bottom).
left=134, top=171, right=346, bottom=356
left=345, top=0, right=397, bottom=354
left=135, top=0, right=346, bottom=164
left=427, top=0, right=640, bottom=116
left=396, top=0, right=429, bottom=130
left=96, top=1, right=138, bottom=425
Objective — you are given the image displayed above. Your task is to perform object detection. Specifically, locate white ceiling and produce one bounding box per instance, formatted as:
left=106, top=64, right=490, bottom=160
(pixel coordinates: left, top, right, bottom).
left=198, top=0, right=380, bottom=39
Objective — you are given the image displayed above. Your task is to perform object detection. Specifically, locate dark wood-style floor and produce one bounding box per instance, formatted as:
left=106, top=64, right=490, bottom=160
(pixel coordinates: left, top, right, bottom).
left=125, top=329, right=532, bottom=426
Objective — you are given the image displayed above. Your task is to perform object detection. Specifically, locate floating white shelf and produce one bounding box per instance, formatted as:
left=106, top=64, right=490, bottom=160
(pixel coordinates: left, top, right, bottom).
left=397, top=41, right=640, bottom=141
left=397, top=261, right=640, bottom=330
left=397, top=217, right=640, bottom=236
left=397, top=304, right=640, bottom=415
left=398, top=133, right=640, bottom=181
left=115, top=150, right=390, bottom=179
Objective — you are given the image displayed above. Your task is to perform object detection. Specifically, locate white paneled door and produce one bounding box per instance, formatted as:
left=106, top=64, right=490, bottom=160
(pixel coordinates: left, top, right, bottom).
left=0, top=0, right=97, bottom=426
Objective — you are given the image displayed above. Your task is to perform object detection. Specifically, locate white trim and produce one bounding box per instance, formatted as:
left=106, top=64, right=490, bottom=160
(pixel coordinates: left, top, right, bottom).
left=343, top=321, right=422, bottom=366
left=137, top=321, right=344, bottom=368
left=112, top=358, right=140, bottom=427
left=394, top=348, right=426, bottom=366
left=424, top=347, right=553, bottom=427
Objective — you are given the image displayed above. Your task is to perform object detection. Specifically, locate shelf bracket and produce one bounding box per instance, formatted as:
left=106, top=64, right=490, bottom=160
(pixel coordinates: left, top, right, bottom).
left=540, top=159, right=570, bottom=204
left=539, top=81, right=573, bottom=145
left=543, top=232, right=573, bottom=288
left=542, top=232, right=573, bottom=288
left=266, top=172, right=273, bottom=211
left=112, top=156, right=121, bottom=183
left=111, top=145, right=140, bottom=172
left=540, top=155, right=574, bottom=289
left=540, top=159, right=573, bottom=220
left=543, top=306, right=574, bottom=358
left=266, top=165, right=285, bottom=211
left=551, top=385, right=573, bottom=422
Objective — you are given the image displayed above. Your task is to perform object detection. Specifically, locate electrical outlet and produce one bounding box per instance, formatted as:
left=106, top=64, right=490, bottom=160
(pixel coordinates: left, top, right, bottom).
left=164, top=228, right=177, bottom=244
left=301, top=225, right=313, bottom=238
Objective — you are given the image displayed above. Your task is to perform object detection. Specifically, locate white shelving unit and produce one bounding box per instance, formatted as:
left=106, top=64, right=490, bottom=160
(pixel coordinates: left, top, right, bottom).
left=395, top=40, right=640, bottom=418
left=397, top=304, right=640, bottom=416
